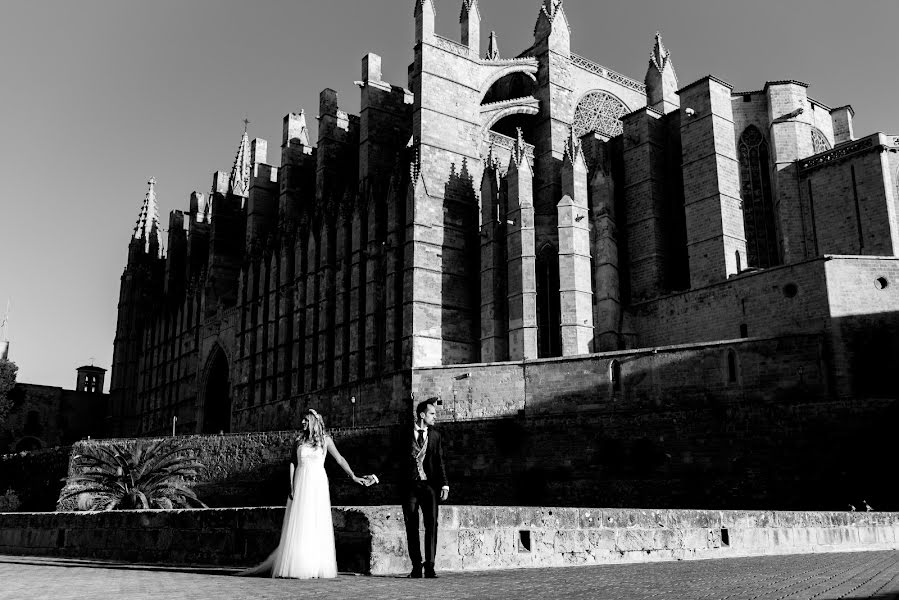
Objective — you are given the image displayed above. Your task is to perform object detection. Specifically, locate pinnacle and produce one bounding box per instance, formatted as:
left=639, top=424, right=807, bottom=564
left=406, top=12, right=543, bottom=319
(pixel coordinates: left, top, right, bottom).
left=563, top=126, right=582, bottom=164
left=460, top=0, right=477, bottom=20
left=229, top=129, right=251, bottom=198
left=650, top=30, right=671, bottom=72
left=535, top=0, right=567, bottom=37
left=414, top=0, right=435, bottom=16
left=486, top=30, right=500, bottom=60
left=511, top=127, right=529, bottom=169
left=133, top=177, right=162, bottom=257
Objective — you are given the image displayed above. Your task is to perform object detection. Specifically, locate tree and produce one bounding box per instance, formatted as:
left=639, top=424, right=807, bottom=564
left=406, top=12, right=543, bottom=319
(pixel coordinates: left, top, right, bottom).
left=0, top=358, right=17, bottom=426
left=59, top=439, right=207, bottom=510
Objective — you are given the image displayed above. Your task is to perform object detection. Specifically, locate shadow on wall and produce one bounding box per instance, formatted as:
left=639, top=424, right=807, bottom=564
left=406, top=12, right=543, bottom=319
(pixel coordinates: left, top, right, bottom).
left=832, top=311, right=899, bottom=398
left=441, top=160, right=480, bottom=365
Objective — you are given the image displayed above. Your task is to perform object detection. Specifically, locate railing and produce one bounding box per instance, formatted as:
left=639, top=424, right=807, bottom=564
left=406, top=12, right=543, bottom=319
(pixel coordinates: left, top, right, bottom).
left=570, top=53, right=646, bottom=94
left=798, top=133, right=899, bottom=172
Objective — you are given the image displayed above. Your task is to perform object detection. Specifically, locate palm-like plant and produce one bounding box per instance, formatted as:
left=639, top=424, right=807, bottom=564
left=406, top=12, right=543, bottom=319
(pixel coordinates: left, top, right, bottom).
left=59, top=439, right=208, bottom=510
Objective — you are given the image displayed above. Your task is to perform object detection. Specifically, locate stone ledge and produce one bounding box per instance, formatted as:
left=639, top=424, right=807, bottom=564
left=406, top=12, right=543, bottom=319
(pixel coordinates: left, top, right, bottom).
left=1, top=506, right=897, bottom=575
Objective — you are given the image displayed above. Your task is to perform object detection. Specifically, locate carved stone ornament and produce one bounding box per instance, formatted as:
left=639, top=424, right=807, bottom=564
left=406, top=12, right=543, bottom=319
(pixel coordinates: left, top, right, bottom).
left=573, top=91, right=628, bottom=138
left=811, top=128, right=832, bottom=154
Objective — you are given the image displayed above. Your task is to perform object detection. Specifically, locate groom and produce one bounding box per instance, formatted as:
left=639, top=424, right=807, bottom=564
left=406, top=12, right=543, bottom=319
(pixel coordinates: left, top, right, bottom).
left=399, top=397, right=449, bottom=579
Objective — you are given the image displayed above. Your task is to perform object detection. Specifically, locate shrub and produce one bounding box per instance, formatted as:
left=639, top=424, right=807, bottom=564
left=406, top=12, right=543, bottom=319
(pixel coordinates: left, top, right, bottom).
left=59, top=439, right=207, bottom=510
left=0, top=359, right=17, bottom=426
left=0, top=488, right=21, bottom=512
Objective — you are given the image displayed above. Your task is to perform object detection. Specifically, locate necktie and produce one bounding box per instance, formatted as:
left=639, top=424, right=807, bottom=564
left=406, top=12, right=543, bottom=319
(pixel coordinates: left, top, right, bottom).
left=417, top=429, right=424, bottom=447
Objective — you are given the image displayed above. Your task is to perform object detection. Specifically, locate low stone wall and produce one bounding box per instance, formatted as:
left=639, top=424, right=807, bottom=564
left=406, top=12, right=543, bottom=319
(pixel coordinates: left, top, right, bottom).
left=1, top=506, right=897, bottom=574
left=0, top=506, right=373, bottom=574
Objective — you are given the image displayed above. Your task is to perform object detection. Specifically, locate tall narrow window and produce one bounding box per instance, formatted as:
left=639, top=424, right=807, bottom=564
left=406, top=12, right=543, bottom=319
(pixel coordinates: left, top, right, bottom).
left=536, top=245, right=561, bottom=358
left=610, top=360, right=621, bottom=392
left=727, top=350, right=738, bottom=383
left=738, top=126, right=779, bottom=268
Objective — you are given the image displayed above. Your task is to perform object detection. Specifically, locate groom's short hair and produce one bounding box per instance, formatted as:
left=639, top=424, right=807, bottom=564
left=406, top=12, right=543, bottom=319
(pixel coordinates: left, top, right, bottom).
left=416, top=398, right=436, bottom=418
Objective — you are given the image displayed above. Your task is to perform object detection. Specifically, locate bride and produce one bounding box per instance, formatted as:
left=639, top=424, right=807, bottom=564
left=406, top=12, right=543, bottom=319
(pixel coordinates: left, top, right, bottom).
left=242, top=408, right=375, bottom=579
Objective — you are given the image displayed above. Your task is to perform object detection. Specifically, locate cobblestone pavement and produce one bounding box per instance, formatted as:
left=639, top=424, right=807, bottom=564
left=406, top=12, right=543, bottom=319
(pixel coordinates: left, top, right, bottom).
left=2, top=551, right=899, bottom=600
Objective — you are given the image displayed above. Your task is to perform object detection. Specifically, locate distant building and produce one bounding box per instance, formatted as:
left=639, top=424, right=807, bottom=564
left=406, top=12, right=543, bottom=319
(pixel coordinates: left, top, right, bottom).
left=110, top=0, right=899, bottom=437
left=0, top=365, right=108, bottom=453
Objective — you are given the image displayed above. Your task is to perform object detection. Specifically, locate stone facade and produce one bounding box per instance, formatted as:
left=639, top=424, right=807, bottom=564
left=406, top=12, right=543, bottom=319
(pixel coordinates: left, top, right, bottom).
left=109, top=0, right=899, bottom=437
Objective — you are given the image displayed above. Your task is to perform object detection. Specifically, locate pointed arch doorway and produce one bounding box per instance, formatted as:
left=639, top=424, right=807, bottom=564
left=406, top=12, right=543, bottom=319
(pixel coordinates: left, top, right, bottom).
left=200, top=346, right=232, bottom=434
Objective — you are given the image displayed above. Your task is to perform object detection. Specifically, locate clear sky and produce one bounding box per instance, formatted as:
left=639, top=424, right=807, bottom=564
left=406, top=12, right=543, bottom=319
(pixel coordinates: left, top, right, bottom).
left=1, top=0, right=897, bottom=389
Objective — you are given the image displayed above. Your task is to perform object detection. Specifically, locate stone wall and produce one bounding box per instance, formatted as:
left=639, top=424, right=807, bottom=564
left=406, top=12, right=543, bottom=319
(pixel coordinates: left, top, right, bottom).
left=0, top=384, right=108, bottom=454
left=0, top=507, right=370, bottom=573
left=56, top=387, right=899, bottom=512
left=412, top=334, right=827, bottom=420
left=1, top=506, right=897, bottom=574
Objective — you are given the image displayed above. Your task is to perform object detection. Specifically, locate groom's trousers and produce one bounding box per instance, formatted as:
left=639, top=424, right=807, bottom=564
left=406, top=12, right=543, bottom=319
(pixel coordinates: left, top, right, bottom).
left=402, top=481, right=439, bottom=567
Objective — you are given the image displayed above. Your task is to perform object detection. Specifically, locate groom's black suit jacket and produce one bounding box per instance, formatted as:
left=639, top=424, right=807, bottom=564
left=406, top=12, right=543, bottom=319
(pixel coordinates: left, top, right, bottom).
left=393, top=425, right=449, bottom=490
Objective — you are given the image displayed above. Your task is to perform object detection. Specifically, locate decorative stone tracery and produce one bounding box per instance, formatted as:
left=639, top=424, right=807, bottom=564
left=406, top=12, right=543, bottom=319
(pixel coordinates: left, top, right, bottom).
left=572, top=91, right=628, bottom=138
left=738, top=125, right=779, bottom=269
left=811, top=127, right=832, bottom=154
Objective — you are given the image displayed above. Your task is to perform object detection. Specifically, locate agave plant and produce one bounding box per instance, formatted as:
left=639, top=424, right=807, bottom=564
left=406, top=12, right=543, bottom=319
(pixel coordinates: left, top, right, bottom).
left=59, top=439, right=208, bottom=510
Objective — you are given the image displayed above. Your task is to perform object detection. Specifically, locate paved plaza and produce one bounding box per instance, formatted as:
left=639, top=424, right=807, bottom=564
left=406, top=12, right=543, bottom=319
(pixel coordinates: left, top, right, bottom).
left=2, top=551, right=899, bottom=600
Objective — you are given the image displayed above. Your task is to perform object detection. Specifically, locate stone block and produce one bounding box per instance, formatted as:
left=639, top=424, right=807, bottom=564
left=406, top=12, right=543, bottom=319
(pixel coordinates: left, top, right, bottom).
left=857, top=526, right=879, bottom=544
left=456, top=505, right=496, bottom=529
left=681, top=528, right=710, bottom=551
left=578, top=508, right=606, bottom=529
left=616, top=529, right=659, bottom=552
left=667, top=509, right=718, bottom=529
left=730, top=527, right=769, bottom=551
left=586, top=528, right=617, bottom=551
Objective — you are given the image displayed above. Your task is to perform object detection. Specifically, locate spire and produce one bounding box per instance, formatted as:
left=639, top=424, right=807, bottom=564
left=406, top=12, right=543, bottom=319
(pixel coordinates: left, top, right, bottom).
left=537, top=0, right=565, bottom=28
left=485, top=140, right=500, bottom=170
left=297, top=113, right=310, bottom=147
left=133, top=177, right=162, bottom=257
left=460, top=0, right=480, bottom=54
left=229, top=122, right=251, bottom=197
left=460, top=0, right=478, bottom=20
left=415, top=0, right=436, bottom=42
left=563, top=126, right=582, bottom=164
left=649, top=31, right=671, bottom=73
left=534, top=0, right=570, bottom=48
left=511, top=127, right=529, bottom=169
left=486, top=31, right=500, bottom=60
left=414, top=0, right=435, bottom=17
left=644, top=30, right=679, bottom=114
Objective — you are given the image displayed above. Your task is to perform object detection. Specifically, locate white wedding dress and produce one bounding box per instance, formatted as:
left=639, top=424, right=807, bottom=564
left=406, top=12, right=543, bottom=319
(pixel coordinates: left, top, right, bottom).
left=245, top=442, right=338, bottom=579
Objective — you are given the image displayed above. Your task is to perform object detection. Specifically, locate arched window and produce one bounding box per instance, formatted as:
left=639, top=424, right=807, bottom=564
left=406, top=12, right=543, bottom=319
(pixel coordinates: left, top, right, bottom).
left=738, top=125, right=779, bottom=268
left=810, top=128, right=832, bottom=154
left=573, top=91, right=628, bottom=139
left=726, top=350, right=738, bottom=383
left=609, top=360, right=622, bottom=392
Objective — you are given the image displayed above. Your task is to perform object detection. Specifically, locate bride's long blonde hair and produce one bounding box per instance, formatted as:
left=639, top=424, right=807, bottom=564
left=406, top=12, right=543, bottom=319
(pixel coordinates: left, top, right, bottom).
left=298, top=408, right=326, bottom=448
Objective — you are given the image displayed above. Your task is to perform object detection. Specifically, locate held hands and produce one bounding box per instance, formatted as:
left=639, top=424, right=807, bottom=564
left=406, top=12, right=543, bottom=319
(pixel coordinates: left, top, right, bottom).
left=353, top=474, right=379, bottom=487
left=440, top=487, right=449, bottom=501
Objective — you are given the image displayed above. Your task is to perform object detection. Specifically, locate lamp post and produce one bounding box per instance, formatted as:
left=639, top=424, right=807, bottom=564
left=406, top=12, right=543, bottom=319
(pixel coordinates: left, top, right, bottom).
left=350, top=396, right=356, bottom=428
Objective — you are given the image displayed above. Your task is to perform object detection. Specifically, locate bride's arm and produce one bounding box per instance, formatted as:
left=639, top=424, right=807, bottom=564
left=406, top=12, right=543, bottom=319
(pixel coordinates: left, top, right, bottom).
left=288, top=441, right=298, bottom=499
left=325, top=436, right=367, bottom=485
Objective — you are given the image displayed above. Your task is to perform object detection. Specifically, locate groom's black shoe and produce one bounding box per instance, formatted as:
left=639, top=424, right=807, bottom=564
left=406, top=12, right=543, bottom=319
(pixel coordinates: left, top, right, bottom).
left=424, top=565, right=438, bottom=579
left=408, top=565, right=423, bottom=578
